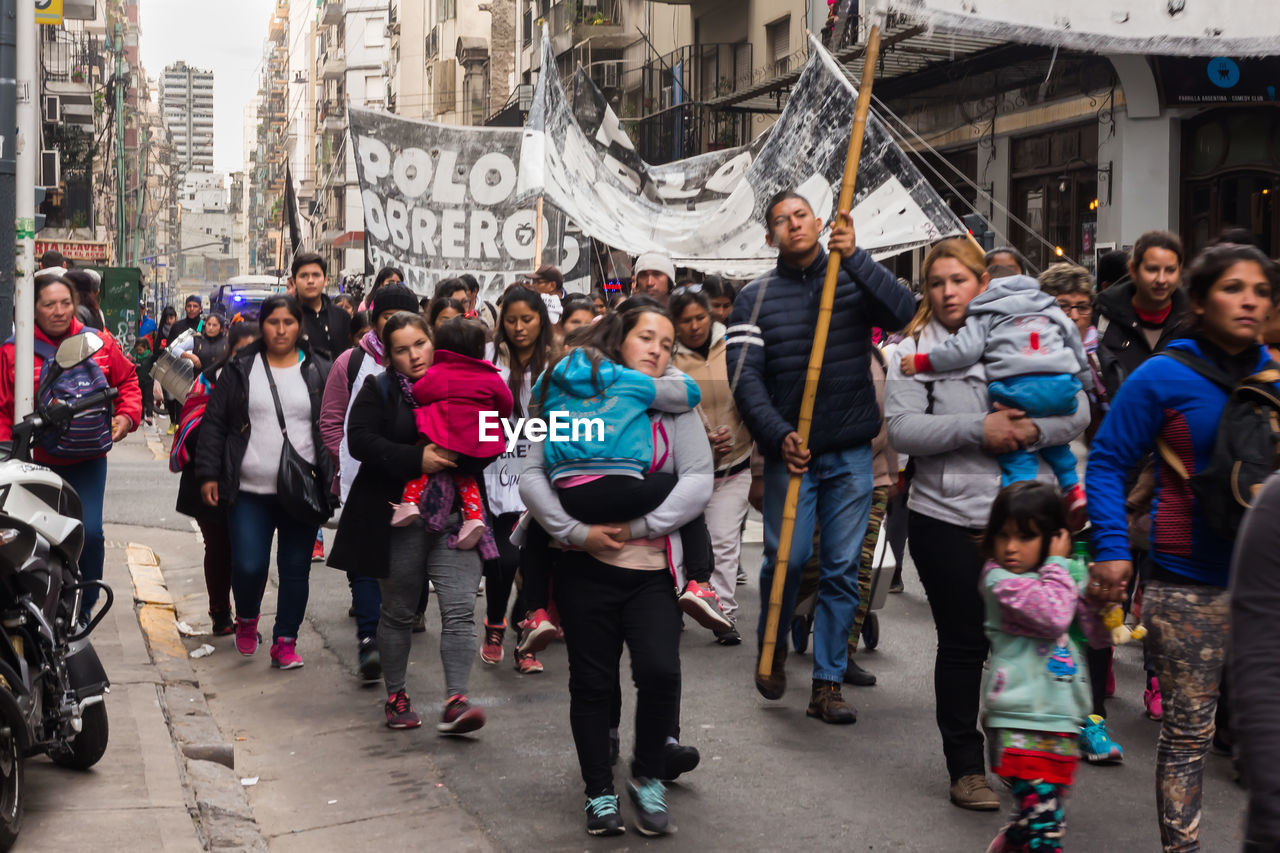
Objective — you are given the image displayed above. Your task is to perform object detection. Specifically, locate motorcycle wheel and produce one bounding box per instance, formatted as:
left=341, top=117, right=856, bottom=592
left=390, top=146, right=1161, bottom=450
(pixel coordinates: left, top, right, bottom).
left=49, top=702, right=108, bottom=771
left=0, top=716, right=23, bottom=851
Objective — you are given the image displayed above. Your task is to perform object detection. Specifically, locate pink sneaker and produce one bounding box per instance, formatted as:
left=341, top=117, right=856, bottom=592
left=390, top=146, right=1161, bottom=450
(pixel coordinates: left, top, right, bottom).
left=390, top=502, right=420, bottom=527
left=270, top=638, right=304, bottom=670
left=985, top=829, right=1009, bottom=853
left=235, top=616, right=260, bottom=656
left=454, top=518, right=485, bottom=550
left=678, top=580, right=734, bottom=632
left=1145, top=677, right=1163, bottom=720
left=437, top=694, right=486, bottom=735
left=517, top=609, right=557, bottom=655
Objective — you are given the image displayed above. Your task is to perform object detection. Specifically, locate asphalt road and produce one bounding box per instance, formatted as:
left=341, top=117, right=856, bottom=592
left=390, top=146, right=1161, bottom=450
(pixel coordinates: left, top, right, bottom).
left=104, top=429, right=1248, bottom=851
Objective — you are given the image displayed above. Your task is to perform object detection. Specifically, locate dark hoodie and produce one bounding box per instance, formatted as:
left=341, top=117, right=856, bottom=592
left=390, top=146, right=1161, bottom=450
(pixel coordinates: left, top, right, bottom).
left=1094, top=279, right=1190, bottom=399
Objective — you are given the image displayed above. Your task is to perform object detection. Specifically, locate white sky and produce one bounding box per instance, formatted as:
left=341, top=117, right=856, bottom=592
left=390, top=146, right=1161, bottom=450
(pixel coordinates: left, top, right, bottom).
left=138, top=0, right=276, bottom=177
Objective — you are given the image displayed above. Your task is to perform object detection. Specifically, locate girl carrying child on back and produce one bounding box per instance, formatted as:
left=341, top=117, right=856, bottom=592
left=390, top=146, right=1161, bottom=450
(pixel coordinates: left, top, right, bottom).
left=516, top=320, right=731, bottom=655
left=980, top=480, right=1109, bottom=853
left=390, top=317, right=513, bottom=553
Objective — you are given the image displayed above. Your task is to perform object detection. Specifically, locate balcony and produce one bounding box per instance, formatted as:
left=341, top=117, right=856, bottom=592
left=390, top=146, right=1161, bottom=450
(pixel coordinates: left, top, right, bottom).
left=320, top=0, right=343, bottom=27
left=321, top=49, right=346, bottom=81
left=628, top=102, right=752, bottom=165
left=41, top=30, right=101, bottom=85
left=547, top=0, right=626, bottom=54
left=320, top=99, right=345, bottom=134
left=637, top=42, right=752, bottom=113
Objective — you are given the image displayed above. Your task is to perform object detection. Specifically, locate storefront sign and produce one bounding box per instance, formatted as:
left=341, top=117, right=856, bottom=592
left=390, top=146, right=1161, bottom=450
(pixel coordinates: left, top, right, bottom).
left=34, top=239, right=109, bottom=262
left=1157, top=56, right=1280, bottom=105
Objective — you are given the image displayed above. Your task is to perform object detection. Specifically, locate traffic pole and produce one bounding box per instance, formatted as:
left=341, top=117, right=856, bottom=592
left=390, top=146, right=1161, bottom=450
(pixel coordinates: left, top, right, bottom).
left=0, top=0, right=17, bottom=343
left=14, top=0, right=36, bottom=419
left=757, top=8, right=886, bottom=681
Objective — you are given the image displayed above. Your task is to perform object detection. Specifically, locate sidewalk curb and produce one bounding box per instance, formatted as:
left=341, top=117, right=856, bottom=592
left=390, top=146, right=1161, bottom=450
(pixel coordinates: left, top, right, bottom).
left=125, top=542, right=269, bottom=852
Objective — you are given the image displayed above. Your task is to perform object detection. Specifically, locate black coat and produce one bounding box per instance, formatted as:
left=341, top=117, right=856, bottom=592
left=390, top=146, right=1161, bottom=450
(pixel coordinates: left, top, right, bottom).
left=301, top=296, right=350, bottom=362
left=327, top=372, right=487, bottom=578
left=1095, top=280, right=1190, bottom=399
left=191, top=340, right=334, bottom=507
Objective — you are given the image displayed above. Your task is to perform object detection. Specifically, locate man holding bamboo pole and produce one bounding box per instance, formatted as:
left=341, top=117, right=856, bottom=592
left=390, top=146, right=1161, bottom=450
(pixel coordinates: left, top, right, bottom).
left=727, top=189, right=915, bottom=723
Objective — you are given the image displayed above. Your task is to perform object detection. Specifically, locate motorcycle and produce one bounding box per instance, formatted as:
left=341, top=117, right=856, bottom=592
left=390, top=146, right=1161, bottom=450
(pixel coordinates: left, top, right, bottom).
left=0, top=332, right=117, bottom=850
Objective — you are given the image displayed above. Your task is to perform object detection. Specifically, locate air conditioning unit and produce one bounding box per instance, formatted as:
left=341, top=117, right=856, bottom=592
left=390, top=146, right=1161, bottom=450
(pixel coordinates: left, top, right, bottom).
left=40, top=149, right=60, bottom=187
left=42, top=95, right=60, bottom=122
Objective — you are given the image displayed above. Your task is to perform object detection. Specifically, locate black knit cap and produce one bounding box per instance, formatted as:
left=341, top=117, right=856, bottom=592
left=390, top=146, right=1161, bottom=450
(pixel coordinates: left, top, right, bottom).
left=371, top=283, right=420, bottom=318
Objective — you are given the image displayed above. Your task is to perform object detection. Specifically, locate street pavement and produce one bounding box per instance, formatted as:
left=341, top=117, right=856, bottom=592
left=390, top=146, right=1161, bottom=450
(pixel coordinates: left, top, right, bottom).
left=93, top=426, right=1248, bottom=851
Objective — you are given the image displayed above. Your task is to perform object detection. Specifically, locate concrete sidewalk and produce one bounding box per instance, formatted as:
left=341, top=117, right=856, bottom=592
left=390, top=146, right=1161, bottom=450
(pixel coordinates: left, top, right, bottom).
left=17, top=533, right=201, bottom=852
left=144, top=521, right=495, bottom=851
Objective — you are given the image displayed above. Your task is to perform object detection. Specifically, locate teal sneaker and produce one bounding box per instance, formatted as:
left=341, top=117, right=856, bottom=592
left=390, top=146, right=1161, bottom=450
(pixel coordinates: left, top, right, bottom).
left=584, top=794, right=624, bottom=836
left=626, top=777, right=674, bottom=836
left=1080, top=714, right=1123, bottom=764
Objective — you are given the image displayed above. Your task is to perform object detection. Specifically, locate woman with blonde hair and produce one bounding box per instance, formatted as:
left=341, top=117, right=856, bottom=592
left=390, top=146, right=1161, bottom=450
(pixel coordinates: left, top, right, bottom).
left=885, top=238, right=1089, bottom=810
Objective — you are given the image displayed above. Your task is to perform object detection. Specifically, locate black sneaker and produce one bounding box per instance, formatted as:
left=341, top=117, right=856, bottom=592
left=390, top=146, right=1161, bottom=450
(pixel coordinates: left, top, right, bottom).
left=714, top=626, right=741, bottom=646
left=210, top=610, right=234, bottom=636
left=357, top=638, right=382, bottom=685
left=626, top=777, right=673, bottom=836
left=843, top=658, right=877, bottom=687
left=661, top=742, right=700, bottom=781
left=585, top=794, right=624, bottom=836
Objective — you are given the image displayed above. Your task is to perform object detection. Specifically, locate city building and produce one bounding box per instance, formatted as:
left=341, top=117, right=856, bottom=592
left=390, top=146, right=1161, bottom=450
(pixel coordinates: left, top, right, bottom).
left=159, top=62, right=215, bottom=175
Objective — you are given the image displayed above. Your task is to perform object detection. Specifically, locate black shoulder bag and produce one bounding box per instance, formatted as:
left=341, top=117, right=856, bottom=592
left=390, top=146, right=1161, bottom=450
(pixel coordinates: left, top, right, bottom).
left=260, top=353, right=332, bottom=526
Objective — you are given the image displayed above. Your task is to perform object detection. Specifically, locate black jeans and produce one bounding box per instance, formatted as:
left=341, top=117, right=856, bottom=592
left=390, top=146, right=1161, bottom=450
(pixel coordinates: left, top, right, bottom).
left=483, top=512, right=525, bottom=626
left=524, top=474, right=711, bottom=612
left=909, top=511, right=989, bottom=783
left=552, top=551, right=682, bottom=797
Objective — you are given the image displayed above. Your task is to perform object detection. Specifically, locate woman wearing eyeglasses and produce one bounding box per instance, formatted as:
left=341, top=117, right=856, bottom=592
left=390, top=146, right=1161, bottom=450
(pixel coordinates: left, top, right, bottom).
left=1039, top=263, right=1106, bottom=443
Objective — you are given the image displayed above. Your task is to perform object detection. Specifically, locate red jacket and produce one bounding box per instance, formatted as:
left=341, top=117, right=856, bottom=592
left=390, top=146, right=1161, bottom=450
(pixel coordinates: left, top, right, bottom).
left=411, top=350, right=513, bottom=458
left=0, top=319, right=143, bottom=464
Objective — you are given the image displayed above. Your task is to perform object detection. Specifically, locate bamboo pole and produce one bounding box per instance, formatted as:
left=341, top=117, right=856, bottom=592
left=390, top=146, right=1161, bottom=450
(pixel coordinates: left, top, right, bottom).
left=758, top=17, right=886, bottom=681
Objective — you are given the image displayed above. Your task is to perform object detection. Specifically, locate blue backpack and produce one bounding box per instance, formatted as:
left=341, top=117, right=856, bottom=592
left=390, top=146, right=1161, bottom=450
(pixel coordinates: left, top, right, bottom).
left=31, top=337, right=115, bottom=459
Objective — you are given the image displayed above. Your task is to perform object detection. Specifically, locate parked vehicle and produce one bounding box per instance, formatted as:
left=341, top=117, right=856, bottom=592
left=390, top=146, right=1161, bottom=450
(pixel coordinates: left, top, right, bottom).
left=0, top=332, right=117, bottom=850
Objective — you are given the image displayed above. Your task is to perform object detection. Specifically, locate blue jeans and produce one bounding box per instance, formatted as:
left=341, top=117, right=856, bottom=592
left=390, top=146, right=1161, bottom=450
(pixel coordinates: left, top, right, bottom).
left=59, top=456, right=108, bottom=621
left=227, top=492, right=318, bottom=642
left=758, top=444, right=873, bottom=683
left=988, top=374, right=1081, bottom=490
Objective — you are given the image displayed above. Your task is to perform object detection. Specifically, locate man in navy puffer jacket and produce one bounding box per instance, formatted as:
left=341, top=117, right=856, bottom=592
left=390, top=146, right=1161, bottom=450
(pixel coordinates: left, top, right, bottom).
left=728, top=190, right=915, bottom=723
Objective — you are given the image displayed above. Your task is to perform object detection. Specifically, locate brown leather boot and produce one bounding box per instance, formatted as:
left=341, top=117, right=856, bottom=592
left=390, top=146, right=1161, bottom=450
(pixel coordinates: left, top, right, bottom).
left=754, top=640, right=787, bottom=700
left=806, top=680, right=857, bottom=724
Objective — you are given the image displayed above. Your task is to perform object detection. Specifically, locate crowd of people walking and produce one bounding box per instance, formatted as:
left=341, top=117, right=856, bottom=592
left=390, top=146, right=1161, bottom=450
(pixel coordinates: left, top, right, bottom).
left=20, top=203, right=1280, bottom=849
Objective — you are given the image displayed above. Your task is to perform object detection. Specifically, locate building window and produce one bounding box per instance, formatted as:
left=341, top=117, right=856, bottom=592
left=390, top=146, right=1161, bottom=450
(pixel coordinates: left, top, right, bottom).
left=437, top=0, right=456, bottom=23
left=364, top=16, right=383, bottom=48
left=1009, top=122, right=1099, bottom=273
left=463, top=65, right=488, bottom=125
left=767, top=17, right=791, bottom=76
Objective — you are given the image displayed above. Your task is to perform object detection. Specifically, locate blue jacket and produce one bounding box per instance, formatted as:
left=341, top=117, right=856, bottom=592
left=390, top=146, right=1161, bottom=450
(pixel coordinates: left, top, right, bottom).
left=726, top=247, right=915, bottom=456
left=1087, top=338, right=1276, bottom=585
left=532, top=349, right=701, bottom=480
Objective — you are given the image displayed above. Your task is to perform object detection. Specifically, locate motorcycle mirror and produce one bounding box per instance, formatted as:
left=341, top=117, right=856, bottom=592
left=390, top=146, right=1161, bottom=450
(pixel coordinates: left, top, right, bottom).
left=54, top=332, right=105, bottom=370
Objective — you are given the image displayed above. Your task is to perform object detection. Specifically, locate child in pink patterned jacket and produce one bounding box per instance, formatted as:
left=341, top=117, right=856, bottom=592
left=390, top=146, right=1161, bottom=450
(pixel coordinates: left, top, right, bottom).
left=978, top=481, right=1110, bottom=853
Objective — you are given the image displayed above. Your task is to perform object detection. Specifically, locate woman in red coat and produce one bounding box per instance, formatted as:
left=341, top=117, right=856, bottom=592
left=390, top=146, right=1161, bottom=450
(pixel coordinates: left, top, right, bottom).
left=0, top=275, right=142, bottom=622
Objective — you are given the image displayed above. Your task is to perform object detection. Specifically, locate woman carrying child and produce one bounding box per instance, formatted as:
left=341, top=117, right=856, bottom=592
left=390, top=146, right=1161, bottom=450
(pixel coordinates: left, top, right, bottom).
left=519, top=302, right=716, bottom=837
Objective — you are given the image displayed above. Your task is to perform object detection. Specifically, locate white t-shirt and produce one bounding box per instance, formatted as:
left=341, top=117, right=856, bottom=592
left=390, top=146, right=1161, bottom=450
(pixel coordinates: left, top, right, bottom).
left=482, top=342, right=532, bottom=517
left=239, top=356, right=316, bottom=495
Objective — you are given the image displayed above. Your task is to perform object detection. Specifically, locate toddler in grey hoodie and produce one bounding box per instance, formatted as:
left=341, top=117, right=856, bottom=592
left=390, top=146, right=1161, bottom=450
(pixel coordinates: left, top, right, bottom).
left=901, top=274, right=1091, bottom=516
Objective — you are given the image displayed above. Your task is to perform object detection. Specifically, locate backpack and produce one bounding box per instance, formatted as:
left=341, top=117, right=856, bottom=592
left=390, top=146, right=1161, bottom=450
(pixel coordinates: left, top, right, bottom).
left=31, top=336, right=115, bottom=459
left=1155, top=348, right=1280, bottom=539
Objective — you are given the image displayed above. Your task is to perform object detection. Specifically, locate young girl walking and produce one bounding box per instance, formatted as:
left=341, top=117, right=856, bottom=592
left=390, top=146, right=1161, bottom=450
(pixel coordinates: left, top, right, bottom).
left=390, top=317, right=512, bottom=552
left=980, top=481, right=1108, bottom=853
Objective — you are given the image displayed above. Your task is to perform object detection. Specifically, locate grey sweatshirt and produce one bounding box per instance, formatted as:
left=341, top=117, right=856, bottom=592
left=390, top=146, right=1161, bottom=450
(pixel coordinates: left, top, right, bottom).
left=923, top=275, right=1090, bottom=383
left=519, top=400, right=713, bottom=588
left=1231, top=472, right=1280, bottom=850
left=885, top=319, right=1090, bottom=529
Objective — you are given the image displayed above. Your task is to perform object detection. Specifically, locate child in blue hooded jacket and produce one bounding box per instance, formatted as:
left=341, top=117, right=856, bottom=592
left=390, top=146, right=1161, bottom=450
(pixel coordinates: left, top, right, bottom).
left=516, top=337, right=731, bottom=655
